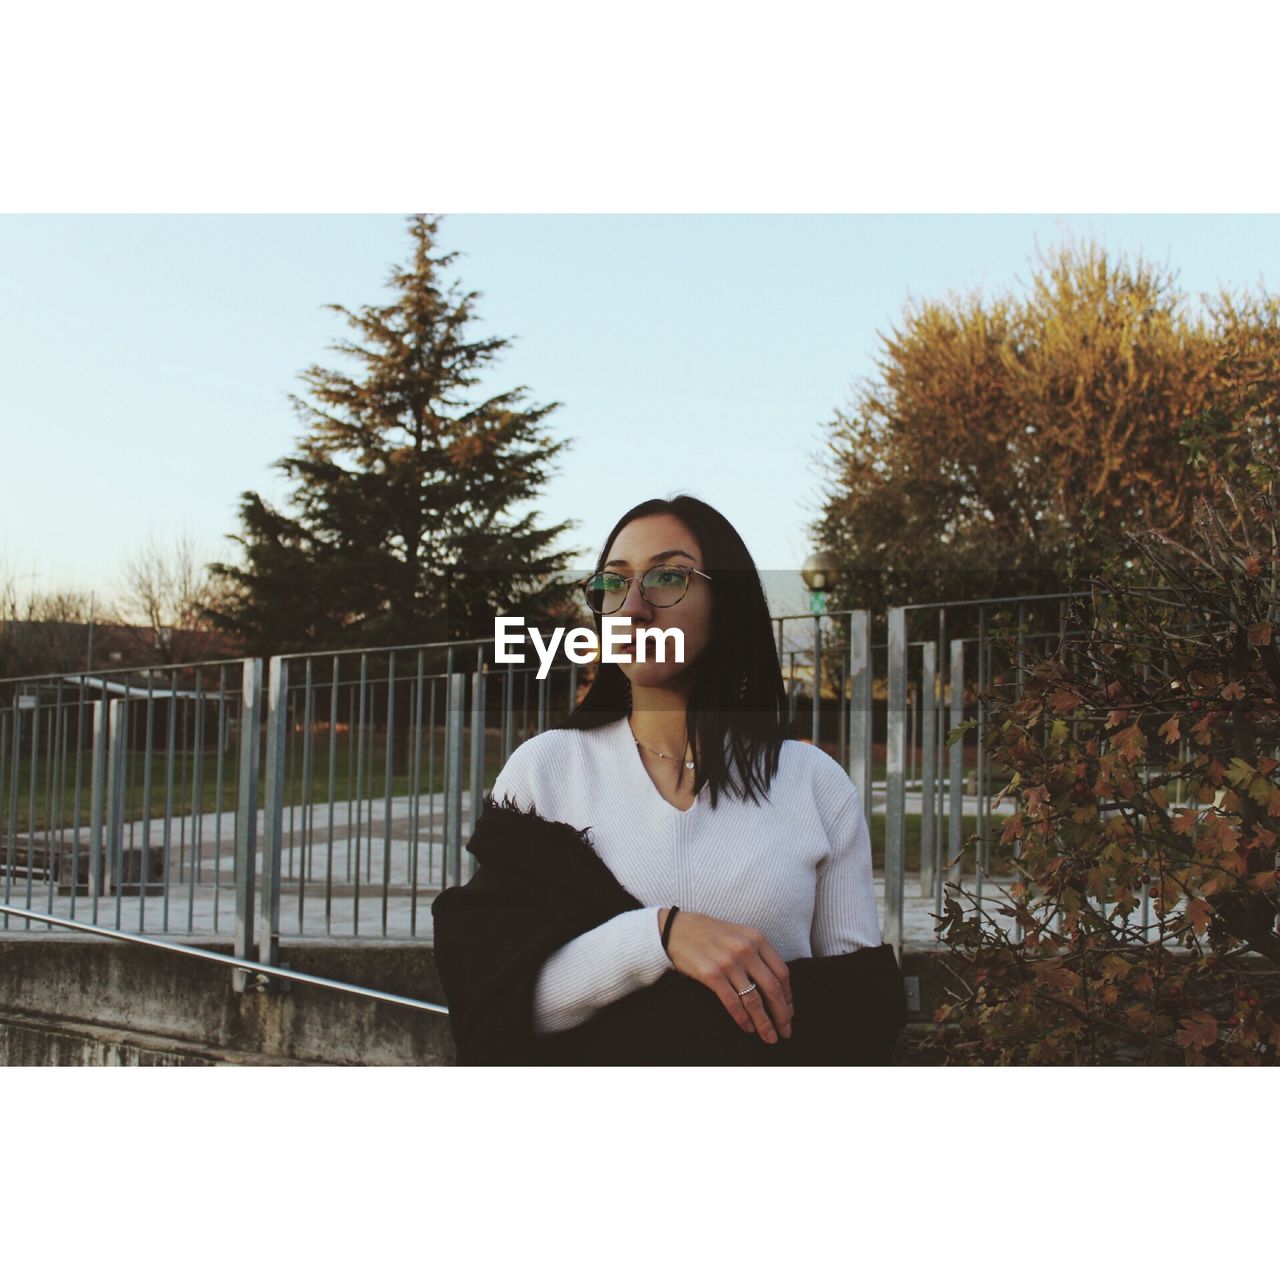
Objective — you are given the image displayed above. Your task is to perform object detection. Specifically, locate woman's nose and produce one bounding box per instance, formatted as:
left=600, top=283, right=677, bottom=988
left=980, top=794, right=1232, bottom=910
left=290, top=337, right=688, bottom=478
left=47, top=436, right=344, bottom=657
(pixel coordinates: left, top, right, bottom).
left=621, top=578, right=653, bottom=619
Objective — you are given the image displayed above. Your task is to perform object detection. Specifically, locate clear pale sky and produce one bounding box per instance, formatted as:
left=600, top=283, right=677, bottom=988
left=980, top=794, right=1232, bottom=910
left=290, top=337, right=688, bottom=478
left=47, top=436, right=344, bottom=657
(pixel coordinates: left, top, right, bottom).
left=3, top=214, right=1278, bottom=617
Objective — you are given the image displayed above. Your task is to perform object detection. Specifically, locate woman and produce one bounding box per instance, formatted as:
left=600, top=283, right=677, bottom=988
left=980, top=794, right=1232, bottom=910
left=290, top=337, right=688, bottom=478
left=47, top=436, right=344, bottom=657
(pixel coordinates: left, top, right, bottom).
left=432, top=494, right=903, bottom=1065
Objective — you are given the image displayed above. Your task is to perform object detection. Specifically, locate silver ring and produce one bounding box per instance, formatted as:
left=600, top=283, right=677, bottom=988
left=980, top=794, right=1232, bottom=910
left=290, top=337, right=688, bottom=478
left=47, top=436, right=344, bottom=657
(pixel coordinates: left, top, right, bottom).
left=735, top=981, right=758, bottom=997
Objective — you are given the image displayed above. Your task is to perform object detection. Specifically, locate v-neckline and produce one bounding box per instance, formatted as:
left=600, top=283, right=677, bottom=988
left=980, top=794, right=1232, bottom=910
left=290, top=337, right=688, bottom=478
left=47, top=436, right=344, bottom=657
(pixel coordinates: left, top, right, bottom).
left=617, top=716, right=702, bottom=817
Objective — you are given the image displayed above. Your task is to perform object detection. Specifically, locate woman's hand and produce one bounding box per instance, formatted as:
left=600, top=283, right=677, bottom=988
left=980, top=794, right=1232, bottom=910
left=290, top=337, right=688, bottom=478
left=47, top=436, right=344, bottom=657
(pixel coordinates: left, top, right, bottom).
left=658, top=908, right=793, bottom=1044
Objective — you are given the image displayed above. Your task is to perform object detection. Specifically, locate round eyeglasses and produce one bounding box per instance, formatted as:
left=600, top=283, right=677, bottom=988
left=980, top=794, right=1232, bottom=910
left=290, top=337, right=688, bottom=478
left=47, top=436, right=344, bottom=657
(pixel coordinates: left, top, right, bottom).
left=578, top=564, right=711, bottom=615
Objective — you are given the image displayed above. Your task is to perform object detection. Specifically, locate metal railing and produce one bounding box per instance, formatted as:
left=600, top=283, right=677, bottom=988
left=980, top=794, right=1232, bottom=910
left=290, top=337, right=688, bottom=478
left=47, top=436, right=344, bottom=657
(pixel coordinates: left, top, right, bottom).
left=2, top=594, right=1089, bottom=970
left=877, top=593, right=1089, bottom=953
left=0, top=902, right=447, bottom=1013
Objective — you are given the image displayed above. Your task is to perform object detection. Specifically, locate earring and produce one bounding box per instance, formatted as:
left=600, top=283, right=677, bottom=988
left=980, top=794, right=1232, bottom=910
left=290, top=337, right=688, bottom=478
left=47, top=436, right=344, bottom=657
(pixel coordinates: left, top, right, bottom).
left=737, top=674, right=748, bottom=702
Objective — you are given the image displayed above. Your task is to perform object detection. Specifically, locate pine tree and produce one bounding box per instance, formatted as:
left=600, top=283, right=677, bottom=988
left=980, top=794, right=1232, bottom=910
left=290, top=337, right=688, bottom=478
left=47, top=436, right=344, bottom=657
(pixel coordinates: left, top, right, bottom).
left=210, top=215, right=580, bottom=654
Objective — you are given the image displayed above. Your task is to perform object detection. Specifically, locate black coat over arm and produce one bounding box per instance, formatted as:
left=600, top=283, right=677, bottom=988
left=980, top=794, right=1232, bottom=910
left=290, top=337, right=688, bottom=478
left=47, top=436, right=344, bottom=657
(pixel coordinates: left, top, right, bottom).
left=430, top=795, right=907, bottom=1066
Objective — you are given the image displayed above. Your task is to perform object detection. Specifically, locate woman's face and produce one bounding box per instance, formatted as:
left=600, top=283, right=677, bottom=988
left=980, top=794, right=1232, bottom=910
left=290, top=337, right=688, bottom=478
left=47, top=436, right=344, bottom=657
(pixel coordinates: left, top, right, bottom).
left=601, top=513, right=712, bottom=693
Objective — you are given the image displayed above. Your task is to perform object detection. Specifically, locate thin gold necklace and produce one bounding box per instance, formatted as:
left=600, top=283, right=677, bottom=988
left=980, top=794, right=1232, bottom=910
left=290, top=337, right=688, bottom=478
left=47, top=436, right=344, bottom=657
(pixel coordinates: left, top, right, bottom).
left=630, top=724, right=695, bottom=770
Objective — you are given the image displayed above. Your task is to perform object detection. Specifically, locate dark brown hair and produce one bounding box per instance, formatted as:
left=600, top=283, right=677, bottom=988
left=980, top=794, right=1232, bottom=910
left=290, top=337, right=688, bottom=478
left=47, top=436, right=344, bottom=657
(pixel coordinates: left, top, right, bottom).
left=559, top=494, right=791, bottom=808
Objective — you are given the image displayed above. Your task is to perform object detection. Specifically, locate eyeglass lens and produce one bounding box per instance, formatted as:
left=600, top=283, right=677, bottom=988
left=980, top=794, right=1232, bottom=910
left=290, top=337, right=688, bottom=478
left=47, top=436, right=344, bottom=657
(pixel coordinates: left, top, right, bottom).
left=581, top=566, right=693, bottom=614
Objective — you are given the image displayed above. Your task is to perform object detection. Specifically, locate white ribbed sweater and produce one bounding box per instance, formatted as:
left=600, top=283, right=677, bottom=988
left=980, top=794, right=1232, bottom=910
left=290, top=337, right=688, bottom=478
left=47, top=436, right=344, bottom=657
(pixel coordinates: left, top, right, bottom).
left=488, top=716, right=882, bottom=1036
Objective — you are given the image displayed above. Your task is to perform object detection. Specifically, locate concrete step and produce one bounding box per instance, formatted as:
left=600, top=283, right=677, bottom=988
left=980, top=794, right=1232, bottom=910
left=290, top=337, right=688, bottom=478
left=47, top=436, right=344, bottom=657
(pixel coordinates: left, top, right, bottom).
left=0, top=1008, right=315, bottom=1067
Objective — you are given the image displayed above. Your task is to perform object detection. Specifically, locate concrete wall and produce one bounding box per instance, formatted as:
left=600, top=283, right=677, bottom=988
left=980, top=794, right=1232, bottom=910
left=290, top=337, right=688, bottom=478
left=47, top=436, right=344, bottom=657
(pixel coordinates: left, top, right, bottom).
left=0, top=936, right=456, bottom=1066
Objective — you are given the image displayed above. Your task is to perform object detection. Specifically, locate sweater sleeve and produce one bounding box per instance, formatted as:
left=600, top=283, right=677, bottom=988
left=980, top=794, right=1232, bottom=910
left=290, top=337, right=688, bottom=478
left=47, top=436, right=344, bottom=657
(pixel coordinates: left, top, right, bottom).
left=531, top=907, right=674, bottom=1035
left=488, top=738, right=676, bottom=1037
left=810, top=780, right=883, bottom=956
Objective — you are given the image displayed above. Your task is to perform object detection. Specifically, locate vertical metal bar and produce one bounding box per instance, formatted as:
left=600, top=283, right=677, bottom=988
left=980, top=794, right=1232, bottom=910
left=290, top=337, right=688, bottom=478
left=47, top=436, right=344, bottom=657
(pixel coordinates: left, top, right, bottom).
left=934, top=610, right=948, bottom=922
left=45, top=690, right=63, bottom=920
left=919, top=640, right=937, bottom=899
left=46, top=691, right=65, bottom=920
left=811, top=613, right=822, bottom=746
left=188, top=676, right=206, bottom=929
left=286, top=685, right=297, bottom=882
left=846, top=610, right=872, bottom=820
left=443, top=672, right=466, bottom=890
left=2, top=708, right=17, bottom=925
left=232, top=657, right=262, bottom=992
left=326, top=656, right=338, bottom=935
left=345, top=678, right=355, bottom=883
left=299, top=658, right=314, bottom=935
left=975, top=607, right=988, bottom=916
left=427, top=678, right=437, bottom=887
left=176, top=696, right=188, bottom=885
left=353, top=654, right=367, bottom=933
left=905, top=682, right=914, bottom=797
left=382, top=652, right=396, bottom=937
left=520, top=667, right=529, bottom=745
left=502, top=665, right=515, bottom=761
left=468, top=667, right=486, bottom=884
left=107, top=698, right=126, bottom=929
left=536, top=667, right=547, bottom=735
left=884, top=607, right=907, bottom=958
left=70, top=680, right=86, bottom=920
left=140, top=674, right=155, bottom=932
left=25, top=693, right=43, bottom=921
left=948, top=639, right=965, bottom=892
left=162, top=672, right=177, bottom=930
left=213, top=665, right=227, bottom=934
left=567, top=662, right=578, bottom=717
left=258, top=655, right=287, bottom=971
left=837, top=639, right=847, bottom=770
left=1012, top=605, right=1027, bottom=946
left=410, top=650, right=425, bottom=934
left=87, top=698, right=107, bottom=922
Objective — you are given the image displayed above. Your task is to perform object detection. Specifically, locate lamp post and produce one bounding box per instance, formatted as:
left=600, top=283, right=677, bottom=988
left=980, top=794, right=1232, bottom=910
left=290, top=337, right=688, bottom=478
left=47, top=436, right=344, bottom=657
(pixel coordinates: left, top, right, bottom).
left=800, top=553, right=840, bottom=746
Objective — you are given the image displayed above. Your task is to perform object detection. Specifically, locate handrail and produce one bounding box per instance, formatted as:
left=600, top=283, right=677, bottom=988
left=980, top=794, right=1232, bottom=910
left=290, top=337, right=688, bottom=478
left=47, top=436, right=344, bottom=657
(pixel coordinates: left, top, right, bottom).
left=0, top=904, right=449, bottom=1017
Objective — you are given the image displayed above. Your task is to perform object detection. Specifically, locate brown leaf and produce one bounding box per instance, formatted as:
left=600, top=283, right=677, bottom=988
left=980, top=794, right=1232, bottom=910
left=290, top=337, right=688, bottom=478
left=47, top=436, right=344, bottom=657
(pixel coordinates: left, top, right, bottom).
left=1175, top=1010, right=1218, bottom=1051
left=1246, top=621, right=1273, bottom=647
left=1185, top=897, right=1214, bottom=935
left=1159, top=716, right=1181, bottom=745
left=1112, top=724, right=1147, bottom=762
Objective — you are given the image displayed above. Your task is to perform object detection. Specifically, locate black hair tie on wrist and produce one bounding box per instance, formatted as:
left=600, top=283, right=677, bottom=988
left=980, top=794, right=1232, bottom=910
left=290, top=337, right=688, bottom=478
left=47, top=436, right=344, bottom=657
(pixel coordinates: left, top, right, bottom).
left=661, top=906, right=680, bottom=956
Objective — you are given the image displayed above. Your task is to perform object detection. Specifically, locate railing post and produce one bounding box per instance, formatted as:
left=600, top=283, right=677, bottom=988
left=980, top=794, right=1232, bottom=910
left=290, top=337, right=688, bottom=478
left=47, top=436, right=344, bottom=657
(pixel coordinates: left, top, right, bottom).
left=811, top=613, right=822, bottom=746
left=233, top=657, right=262, bottom=993
left=846, top=609, right=872, bottom=820
left=947, top=639, right=965, bottom=892
left=258, top=655, right=287, bottom=974
left=87, top=697, right=109, bottom=914
left=105, top=698, right=127, bottom=905
left=919, top=640, right=937, bottom=900
left=467, top=668, right=486, bottom=883
left=443, top=672, right=466, bottom=890
left=884, top=607, right=907, bottom=958
left=502, top=667, right=515, bottom=761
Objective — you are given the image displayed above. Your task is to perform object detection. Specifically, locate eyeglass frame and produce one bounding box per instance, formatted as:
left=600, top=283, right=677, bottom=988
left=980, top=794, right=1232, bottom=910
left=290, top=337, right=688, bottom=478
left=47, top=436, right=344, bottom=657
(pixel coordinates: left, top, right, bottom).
left=576, top=563, right=713, bottom=614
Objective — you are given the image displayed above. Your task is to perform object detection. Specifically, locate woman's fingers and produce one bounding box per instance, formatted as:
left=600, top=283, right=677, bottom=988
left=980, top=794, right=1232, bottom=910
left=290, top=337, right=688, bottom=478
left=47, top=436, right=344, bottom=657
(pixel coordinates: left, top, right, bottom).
left=736, top=965, right=793, bottom=1042
left=747, top=947, right=788, bottom=1034
left=665, top=911, right=794, bottom=1042
left=708, top=975, right=757, bottom=1034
